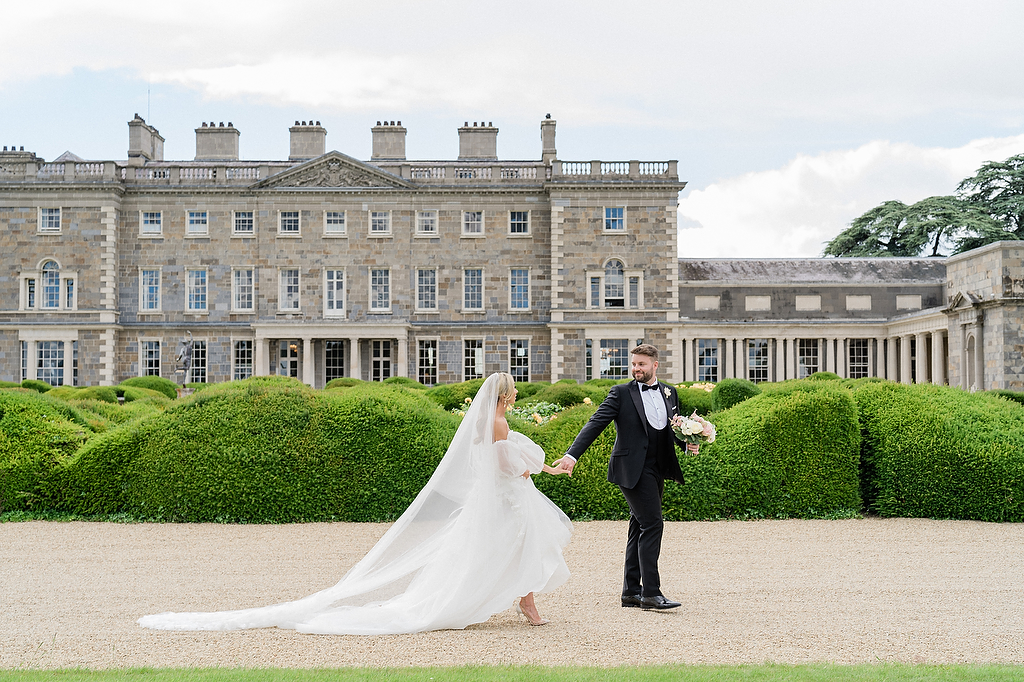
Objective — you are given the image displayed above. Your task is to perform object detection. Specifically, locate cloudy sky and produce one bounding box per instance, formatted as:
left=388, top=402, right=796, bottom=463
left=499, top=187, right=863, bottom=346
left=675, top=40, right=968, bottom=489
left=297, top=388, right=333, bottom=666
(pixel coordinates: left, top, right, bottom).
left=3, top=0, right=1023, bottom=257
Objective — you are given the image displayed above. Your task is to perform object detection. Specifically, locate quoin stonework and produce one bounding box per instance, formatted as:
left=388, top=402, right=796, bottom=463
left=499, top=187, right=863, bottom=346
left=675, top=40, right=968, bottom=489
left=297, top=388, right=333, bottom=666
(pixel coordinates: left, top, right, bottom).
left=1, top=116, right=1022, bottom=390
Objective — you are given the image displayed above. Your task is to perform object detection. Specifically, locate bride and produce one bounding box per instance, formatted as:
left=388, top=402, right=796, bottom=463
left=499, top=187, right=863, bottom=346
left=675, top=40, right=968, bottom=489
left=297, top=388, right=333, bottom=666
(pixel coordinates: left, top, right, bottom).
left=139, top=372, right=572, bottom=634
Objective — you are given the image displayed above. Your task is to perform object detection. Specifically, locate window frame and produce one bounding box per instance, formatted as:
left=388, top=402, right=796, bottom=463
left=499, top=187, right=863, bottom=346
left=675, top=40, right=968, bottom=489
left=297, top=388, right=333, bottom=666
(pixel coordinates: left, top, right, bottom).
left=189, top=339, right=208, bottom=384
left=140, top=210, right=163, bottom=237
left=232, top=210, right=255, bottom=237
left=139, top=338, right=162, bottom=377
left=417, top=337, right=439, bottom=386
left=186, top=210, right=209, bottom=237
left=848, top=339, right=869, bottom=379
left=603, top=206, right=625, bottom=232
left=369, top=210, right=392, bottom=237
left=415, top=210, right=438, bottom=236
left=416, top=268, right=438, bottom=312
left=139, top=267, right=162, bottom=313
left=36, top=340, right=65, bottom=386
left=697, top=339, right=719, bottom=382
left=233, top=339, right=254, bottom=381
left=797, top=339, right=819, bottom=378
left=38, top=207, right=61, bottom=233
left=20, top=260, right=78, bottom=311
left=586, top=259, right=644, bottom=310
left=369, top=268, right=391, bottom=313
left=598, top=338, right=630, bottom=379
left=324, top=268, right=346, bottom=318
left=463, top=268, right=484, bottom=312
left=278, top=210, right=301, bottom=236
left=324, top=210, right=347, bottom=237
left=747, top=338, right=770, bottom=383
left=509, top=267, right=531, bottom=311
left=461, top=210, right=484, bottom=237
left=463, top=337, right=485, bottom=381
left=186, top=268, right=209, bottom=313
left=509, top=338, right=530, bottom=382
left=232, top=268, right=255, bottom=312
left=508, top=210, right=531, bottom=236
left=278, top=268, right=301, bottom=311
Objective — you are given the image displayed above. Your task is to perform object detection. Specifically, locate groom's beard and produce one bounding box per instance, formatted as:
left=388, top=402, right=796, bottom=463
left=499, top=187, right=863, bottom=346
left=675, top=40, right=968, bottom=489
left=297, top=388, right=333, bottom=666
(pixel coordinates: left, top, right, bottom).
left=633, top=369, right=654, bottom=384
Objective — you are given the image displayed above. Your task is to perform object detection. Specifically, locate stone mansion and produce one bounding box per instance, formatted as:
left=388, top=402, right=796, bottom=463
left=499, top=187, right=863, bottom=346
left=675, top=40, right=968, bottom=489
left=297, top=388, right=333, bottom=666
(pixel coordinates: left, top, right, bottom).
left=1, top=115, right=1022, bottom=390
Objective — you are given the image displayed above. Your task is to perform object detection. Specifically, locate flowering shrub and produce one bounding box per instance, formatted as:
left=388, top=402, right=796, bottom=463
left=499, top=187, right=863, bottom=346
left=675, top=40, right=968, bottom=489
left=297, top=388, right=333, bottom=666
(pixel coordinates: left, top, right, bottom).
left=507, top=401, right=564, bottom=425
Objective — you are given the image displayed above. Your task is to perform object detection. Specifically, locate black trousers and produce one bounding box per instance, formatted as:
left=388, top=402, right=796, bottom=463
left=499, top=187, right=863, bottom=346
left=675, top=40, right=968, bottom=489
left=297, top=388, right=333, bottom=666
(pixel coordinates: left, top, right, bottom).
left=619, top=426, right=672, bottom=598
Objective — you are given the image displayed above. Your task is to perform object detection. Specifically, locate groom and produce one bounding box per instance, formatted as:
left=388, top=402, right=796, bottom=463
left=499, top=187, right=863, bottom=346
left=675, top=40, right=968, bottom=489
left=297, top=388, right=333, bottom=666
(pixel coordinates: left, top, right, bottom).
left=554, top=344, right=693, bottom=610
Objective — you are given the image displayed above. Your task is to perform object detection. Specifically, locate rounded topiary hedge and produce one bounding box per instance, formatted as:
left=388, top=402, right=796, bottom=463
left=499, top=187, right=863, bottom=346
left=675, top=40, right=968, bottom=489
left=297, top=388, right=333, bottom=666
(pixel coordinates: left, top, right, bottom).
left=710, top=378, right=762, bottom=411
left=809, top=371, right=841, bottom=381
left=853, top=381, right=1024, bottom=521
left=20, top=380, right=52, bottom=393
left=324, top=377, right=363, bottom=389
left=425, top=378, right=486, bottom=411
left=0, top=390, right=92, bottom=511
left=59, top=376, right=460, bottom=522
left=676, top=385, right=714, bottom=416
left=524, top=381, right=609, bottom=408
left=120, top=376, right=180, bottom=400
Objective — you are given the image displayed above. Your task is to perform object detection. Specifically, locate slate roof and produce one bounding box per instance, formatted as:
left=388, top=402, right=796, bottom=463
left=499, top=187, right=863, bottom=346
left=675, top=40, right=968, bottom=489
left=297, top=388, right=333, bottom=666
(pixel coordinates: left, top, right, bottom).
left=678, top=258, right=947, bottom=284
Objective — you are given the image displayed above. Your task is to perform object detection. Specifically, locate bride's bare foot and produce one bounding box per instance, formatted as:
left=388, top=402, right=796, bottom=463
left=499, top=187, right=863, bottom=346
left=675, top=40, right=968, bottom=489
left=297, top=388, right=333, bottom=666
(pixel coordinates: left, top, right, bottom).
left=516, top=593, right=549, bottom=626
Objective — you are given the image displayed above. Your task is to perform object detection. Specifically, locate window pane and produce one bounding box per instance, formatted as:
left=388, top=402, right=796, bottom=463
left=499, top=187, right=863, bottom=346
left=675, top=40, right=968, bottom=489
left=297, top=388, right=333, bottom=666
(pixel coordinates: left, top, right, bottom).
left=187, top=211, right=208, bottom=234
left=234, top=340, right=253, bottom=380
left=605, top=207, right=624, bottom=230
left=590, top=277, right=600, bottom=308
left=42, top=261, right=60, bottom=308
left=698, top=339, right=719, bottom=382
left=464, top=269, right=482, bottom=309
left=747, top=339, right=769, bottom=383
left=510, top=339, right=529, bottom=381
left=417, top=269, right=436, bottom=310
left=37, top=341, right=64, bottom=386
left=599, top=339, right=629, bottom=379
left=281, top=269, right=300, bottom=309
left=418, top=339, right=438, bottom=386
left=325, top=211, right=346, bottom=234
left=234, top=269, right=254, bottom=310
left=234, top=211, right=254, bottom=234
left=510, top=211, right=529, bottom=234
left=371, top=269, right=390, bottom=310
left=372, top=340, right=392, bottom=381
left=417, top=210, right=437, bottom=234
left=463, top=211, right=483, bottom=234
left=798, top=339, right=819, bottom=378
left=628, top=276, right=639, bottom=308
left=510, top=269, right=529, bottom=309
left=464, top=339, right=484, bottom=380
left=325, top=340, right=346, bottom=382
left=190, top=341, right=207, bottom=383
left=849, top=339, right=869, bottom=379
left=326, top=270, right=344, bottom=312
left=144, top=340, right=161, bottom=377
left=604, top=260, right=624, bottom=307
left=40, top=208, right=61, bottom=231
left=370, top=211, right=390, bottom=233
left=142, top=211, right=162, bottom=234
left=142, top=270, right=160, bottom=310
left=280, top=211, right=300, bottom=233
left=188, top=270, right=207, bottom=311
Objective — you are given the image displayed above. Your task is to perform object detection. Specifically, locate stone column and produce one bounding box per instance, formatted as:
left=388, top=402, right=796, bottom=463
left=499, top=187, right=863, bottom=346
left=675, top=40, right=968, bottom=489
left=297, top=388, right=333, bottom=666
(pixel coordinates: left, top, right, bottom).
left=915, top=332, right=929, bottom=384
left=349, top=337, right=361, bottom=380
left=974, top=324, right=985, bottom=391
left=874, top=337, right=886, bottom=377
left=931, top=331, right=945, bottom=385
left=301, top=337, right=314, bottom=386
left=682, top=338, right=691, bottom=382
left=886, top=336, right=897, bottom=381
left=900, top=335, right=913, bottom=384
left=397, top=335, right=409, bottom=378
left=721, top=338, right=731, bottom=379
left=255, top=338, right=267, bottom=376
left=837, top=338, right=847, bottom=378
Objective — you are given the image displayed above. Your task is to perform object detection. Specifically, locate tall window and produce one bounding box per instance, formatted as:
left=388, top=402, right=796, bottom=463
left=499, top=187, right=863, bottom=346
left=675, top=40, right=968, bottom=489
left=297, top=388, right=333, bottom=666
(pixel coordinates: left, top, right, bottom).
left=370, top=211, right=391, bottom=235
left=325, top=270, right=344, bottom=316
left=370, top=269, right=390, bottom=311
left=604, top=207, right=624, bottom=231
left=464, top=339, right=484, bottom=380
left=372, top=340, right=392, bottom=381
left=187, top=210, right=208, bottom=235
left=42, top=260, right=60, bottom=308
left=599, top=339, right=629, bottom=379
left=604, top=260, right=625, bottom=307
left=143, top=340, right=161, bottom=376
left=510, top=269, right=529, bottom=309
left=141, top=211, right=162, bottom=235
left=628, top=276, right=640, bottom=308
left=418, top=339, right=438, bottom=386
left=187, top=269, right=207, bottom=312
left=37, top=341, right=64, bottom=386
left=325, top=341, right=346, bottom=382
left=585, top=339, right=593, bottom=381
left=141, top=269, right=160, bottom=311
left=748, top=339, right=769, bottom=383
left=22, top=341, right=28, bottom=381
left=39, top=207, right=61, bottom=232
left=279, top=211, right=300, bottom=234
left=233, top=211, right=254, bottom=235
left=72, top=340, right=78, bottom=387
left=417, top=269, right=437, bottom=310
left=325, top=211, right=346, bottom=235
left=464, top=269, right=483, bottom=310
left=234, top=340, right=253, bottom=380
left=509, top=211, right=529, bottom=234
left=190, top=340, right=207, bottom=383
left=798, top=339, right=819, bottom=378
left=462, top=211, right=483, bottom=235
left=233, top=269, right=254, bottom=311
left=698, top=339, right=719, bottom=382
left=416, top=210, right=437, bottom=235
left=510, top=339, right=530, bottom=382
left=279, top=340, right=299, bottom=377
left=280, top=269, right=300, bottom=310
left=849, top=339, right=869, bottom=379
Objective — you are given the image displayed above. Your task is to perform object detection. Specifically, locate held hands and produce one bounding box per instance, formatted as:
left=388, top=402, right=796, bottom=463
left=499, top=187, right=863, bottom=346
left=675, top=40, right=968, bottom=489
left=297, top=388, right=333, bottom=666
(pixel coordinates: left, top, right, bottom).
left=550, top=456, right=576, bottom=476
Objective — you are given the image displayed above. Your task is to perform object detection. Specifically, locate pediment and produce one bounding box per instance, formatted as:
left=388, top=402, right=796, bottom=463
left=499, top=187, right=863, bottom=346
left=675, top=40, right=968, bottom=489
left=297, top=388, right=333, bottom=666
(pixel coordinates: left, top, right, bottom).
left=254, top=152, right=412, bottom=190
left=943, top=290, right=983, bottom=313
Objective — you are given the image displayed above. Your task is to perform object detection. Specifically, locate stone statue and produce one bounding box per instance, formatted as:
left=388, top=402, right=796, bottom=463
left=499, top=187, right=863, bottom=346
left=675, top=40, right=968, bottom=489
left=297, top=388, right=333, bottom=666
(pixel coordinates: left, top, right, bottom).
left=176, top=330, right=194, bottom=386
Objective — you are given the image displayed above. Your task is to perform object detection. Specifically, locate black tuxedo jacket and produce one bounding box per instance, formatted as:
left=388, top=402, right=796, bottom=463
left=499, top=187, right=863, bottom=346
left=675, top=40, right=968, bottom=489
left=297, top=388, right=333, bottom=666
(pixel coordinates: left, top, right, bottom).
left=565, top=380, right=685, bottom=489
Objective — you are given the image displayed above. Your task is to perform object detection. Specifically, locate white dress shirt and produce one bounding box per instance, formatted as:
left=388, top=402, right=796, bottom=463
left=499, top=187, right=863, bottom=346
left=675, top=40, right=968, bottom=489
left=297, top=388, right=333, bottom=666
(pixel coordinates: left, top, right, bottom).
left=639, top=378, right=667, bottom=430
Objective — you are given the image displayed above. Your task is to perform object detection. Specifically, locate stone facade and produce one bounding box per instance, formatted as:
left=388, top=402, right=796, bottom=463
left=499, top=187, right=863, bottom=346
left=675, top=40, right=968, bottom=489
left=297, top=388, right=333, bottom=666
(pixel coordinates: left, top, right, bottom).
left=1, top=116, right=1021, bottom=390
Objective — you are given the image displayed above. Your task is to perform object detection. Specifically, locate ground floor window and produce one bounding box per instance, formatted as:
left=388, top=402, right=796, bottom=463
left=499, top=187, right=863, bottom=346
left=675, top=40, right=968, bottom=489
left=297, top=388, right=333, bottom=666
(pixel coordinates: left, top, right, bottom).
left=848, top=339, right=869, bottom=378
left=599, top=339, right=629, bottom=379
left=510, top=339, right=529, bottom=382
left=234, top=340, right=253, bottom=380
left=22, top=341, right=27, bottom=381
left=747, top=338, right=769, bottom=383
left=798, top=339, right=818, bottom=378
left=278, top=340, right=299, bottom=378
left=190, top=340, right=207, bottom=383
left=585, top=339, right=593, bottom=381
left=697, top=339, right=718, bottom=382
left=143, top=340, right=160, bottom=377
left=325, top=340, right=345, bottom=383
left=464, top=339, right=484, bottom=381
left=37, top=341, right=64, bottom=386
left=418, top=340, right=437, bottom=386
left=372, top=340, right=392, bottom=381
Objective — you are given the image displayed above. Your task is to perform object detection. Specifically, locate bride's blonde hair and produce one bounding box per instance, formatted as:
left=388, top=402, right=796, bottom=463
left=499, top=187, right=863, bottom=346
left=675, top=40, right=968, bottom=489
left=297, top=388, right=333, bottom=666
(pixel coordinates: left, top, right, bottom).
left=495, top=372, right=516, bottom=405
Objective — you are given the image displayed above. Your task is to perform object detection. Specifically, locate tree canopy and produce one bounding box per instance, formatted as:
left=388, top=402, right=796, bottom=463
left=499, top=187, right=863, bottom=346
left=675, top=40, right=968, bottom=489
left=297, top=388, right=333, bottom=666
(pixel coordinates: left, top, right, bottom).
left=824, top=153, right=1024, bottom=257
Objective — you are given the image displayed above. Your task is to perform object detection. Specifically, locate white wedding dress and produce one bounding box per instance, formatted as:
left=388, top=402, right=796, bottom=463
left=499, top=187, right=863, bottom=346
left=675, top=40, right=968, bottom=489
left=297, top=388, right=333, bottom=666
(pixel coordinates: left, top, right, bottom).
left=138, top=374, right=572, bottom=635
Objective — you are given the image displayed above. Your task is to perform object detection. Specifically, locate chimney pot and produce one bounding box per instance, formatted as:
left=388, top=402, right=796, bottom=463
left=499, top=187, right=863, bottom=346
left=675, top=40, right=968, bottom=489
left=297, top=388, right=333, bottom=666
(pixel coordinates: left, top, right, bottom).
left=316, top=120, right=320, bottom=125
left=228, top=122, right=233, bottom=127
left=289, top=120, right=326, bottom=160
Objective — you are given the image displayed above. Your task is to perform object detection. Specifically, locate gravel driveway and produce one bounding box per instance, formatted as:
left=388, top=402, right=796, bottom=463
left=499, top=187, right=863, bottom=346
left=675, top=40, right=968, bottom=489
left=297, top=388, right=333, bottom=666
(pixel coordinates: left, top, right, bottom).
left=2, top=518, right=1023, bottom=668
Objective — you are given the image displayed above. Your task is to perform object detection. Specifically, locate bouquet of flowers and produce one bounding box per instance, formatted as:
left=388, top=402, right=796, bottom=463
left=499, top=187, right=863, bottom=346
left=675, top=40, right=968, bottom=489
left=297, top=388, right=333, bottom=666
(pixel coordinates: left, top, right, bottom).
left=670, top=411, right=717, bottom=450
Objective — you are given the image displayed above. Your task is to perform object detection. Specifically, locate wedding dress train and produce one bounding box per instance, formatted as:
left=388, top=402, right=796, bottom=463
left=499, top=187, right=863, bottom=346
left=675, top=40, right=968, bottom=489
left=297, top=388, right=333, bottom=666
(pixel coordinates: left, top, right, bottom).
left=138, top=374, right=572, bottom=635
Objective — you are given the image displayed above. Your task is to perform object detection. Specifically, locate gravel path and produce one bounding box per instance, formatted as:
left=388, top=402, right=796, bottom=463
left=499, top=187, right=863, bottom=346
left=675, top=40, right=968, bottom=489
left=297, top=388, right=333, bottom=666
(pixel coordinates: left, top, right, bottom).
left=2, top=518, right=1023, bottom=669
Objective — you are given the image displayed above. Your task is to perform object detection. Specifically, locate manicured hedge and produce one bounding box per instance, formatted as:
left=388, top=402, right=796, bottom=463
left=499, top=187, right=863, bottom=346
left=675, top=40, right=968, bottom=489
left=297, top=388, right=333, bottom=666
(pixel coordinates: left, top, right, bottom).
left=523, top=381, right=609, bottom=408
left=0, top=390, right=92, bottom=511
left=711, top=378, right=762, bottom=411
left=853, top=381, right=1024, bottom=521
left=424, top=378, right=486, bottom=410
left=120, top=375, right=180, bottom=400
left=676, top=385, right=714, bottom=416
left=59, top=376, right=459, bottom=522
left=20, top=380, right=52, bottom=393
left=989, top=389, right=1024, bottom=407
left=324, top=377, right=363, bottom=389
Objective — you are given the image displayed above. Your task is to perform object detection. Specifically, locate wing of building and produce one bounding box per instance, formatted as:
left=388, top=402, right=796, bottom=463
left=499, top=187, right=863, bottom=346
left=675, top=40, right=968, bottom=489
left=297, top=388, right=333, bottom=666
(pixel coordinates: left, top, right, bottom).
left=1, top=116, right=1021, bottom=390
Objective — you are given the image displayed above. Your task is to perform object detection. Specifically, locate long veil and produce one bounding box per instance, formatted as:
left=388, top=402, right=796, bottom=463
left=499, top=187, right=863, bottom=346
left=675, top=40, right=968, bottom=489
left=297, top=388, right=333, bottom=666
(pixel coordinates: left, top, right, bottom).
left=140, top=373, right=528, bottom=635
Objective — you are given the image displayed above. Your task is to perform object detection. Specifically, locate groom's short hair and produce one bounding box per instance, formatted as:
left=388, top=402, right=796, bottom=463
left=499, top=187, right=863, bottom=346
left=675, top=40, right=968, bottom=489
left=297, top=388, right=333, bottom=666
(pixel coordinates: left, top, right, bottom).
left=631, top=344, right=659, bottom=361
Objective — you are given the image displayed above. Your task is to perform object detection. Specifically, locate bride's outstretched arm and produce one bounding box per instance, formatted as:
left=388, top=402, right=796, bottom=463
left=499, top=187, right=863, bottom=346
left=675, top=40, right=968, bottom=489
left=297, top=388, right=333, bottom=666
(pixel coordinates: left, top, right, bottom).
left=540, top=464, right=567, bottom=475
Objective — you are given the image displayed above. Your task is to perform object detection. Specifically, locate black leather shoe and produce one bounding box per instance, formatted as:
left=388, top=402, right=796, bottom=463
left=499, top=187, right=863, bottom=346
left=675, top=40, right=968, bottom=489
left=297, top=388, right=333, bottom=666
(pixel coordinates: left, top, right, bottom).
left=620, top=594, right=643, bottom=608
left=640, top=595, right=681, bottom=610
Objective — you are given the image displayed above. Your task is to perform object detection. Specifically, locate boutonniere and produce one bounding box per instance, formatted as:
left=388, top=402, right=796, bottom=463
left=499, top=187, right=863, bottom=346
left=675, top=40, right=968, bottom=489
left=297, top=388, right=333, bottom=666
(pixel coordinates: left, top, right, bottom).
left=663, top=387, right=671, bottom=398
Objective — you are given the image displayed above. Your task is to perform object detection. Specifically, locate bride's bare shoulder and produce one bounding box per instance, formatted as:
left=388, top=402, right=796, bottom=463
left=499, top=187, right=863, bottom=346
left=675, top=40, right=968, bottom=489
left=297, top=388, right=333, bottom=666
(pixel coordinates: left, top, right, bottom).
left=493, top=415, right=509, bottom=442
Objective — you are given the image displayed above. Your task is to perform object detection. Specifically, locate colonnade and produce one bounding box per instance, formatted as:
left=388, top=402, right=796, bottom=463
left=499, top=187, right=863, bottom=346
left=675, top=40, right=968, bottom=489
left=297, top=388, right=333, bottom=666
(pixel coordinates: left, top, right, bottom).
left=253, top=335, right=409, bottom=386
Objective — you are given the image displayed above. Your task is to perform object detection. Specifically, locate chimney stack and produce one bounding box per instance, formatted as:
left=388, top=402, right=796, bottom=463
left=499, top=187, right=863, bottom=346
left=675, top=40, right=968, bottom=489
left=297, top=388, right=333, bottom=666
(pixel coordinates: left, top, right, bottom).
left=541, top=115, right=556, bottom=165
left=371, top=120, right=407, bottom=160
left=195, top=121, right=239, bottom=160
left=289, top=120, right=326, bottom=160
left=128, top=114, right=164, bottom=163
left=458, top=121, right=498, bottom=160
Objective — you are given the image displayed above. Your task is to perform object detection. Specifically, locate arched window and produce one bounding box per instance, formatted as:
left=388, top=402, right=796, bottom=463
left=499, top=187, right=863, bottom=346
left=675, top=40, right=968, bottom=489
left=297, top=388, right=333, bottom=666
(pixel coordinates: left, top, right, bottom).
left=604, top=259, right=625, bottom=307
left=41, top=260, right=60, bottom=309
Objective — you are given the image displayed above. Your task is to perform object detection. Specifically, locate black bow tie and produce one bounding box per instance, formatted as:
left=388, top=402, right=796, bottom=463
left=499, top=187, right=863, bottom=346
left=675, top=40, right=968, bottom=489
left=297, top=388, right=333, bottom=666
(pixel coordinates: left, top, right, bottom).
left=641, top=383, right=658, bottom=391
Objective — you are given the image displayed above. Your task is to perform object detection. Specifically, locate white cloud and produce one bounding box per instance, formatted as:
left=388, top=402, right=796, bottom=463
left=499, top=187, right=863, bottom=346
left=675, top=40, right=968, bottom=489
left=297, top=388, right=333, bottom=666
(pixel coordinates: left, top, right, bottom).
left=677, top=135, right=1024, bottom=258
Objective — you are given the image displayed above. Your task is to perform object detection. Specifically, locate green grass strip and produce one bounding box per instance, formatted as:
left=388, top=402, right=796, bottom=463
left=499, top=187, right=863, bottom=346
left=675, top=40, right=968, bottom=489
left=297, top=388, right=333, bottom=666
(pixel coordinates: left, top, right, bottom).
left=1, top=665, right=1022, bottom=682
